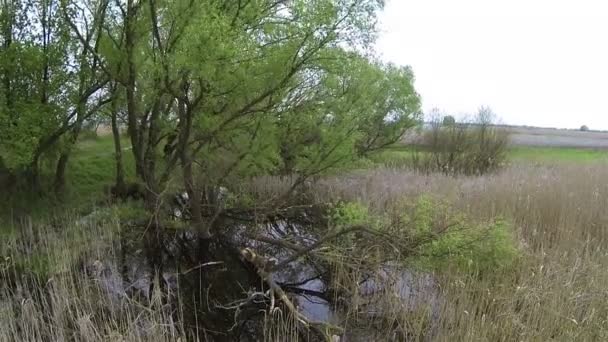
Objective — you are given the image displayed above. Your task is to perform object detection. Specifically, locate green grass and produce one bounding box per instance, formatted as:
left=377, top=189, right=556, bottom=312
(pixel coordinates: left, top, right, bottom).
left=371, top=144, right=608, bottom=167
left=509, top=146, right=608, bottom=163
left=67, top=134, right=135, bottom=202
left=0, top=135, right=136, bottom=227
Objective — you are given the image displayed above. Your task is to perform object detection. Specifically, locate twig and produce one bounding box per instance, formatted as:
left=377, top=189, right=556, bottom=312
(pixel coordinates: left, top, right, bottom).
left=181, top=261, right=224, bottom=275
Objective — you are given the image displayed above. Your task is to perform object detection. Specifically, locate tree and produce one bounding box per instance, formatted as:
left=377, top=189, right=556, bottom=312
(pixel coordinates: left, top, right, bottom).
left=2, top=0, right=432, bottom=334
left=442, top=115, right=456, bottom=126
left=0, top=0, right=109, bottom=194
left=353, top=59, right=422, bottom=155
left=581, top=125, right=589, bottom=131
left=0, top=0, right=421, bottom=241
left=415, top=106, right=509, bottom=175
left=0, top=0, right=73, bottom=189
left=62, top=0, right=398, bottom=235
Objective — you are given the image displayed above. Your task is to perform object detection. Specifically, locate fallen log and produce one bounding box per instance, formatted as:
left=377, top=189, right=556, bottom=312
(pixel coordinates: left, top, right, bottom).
left=239, top=248, right=344, bottom=339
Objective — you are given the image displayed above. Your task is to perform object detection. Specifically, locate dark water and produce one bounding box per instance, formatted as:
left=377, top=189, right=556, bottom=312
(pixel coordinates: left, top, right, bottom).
left=77, top=208, right=442, bottom=341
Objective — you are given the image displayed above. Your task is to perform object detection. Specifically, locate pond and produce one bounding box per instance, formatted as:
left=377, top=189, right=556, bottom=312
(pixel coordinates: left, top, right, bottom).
left=79, top=214, right=443, bottom=341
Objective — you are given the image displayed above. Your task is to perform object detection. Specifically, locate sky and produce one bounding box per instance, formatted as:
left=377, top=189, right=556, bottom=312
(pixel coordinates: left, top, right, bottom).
left=375, top=0, right=608, bottom=129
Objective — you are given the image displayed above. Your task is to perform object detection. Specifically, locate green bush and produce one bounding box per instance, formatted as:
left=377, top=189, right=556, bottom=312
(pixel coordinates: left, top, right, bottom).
left=328, top=197, right=520, bottom=276
left=414, top=107, right=509, bottom=175
left=405, top=196, right=519, bottom=274
left=330, top=201, right=370, bottom=227
left=442, top=115, right=456, bottom=126
left=416, top=219, right=518, bottom=273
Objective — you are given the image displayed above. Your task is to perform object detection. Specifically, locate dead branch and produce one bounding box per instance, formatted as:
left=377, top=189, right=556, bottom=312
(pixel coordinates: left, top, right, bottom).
left=239, top=248, right=344, bottom=337
left=272, top=225, right=373, bottom=271
left=181, top=261, right=224, bottom=275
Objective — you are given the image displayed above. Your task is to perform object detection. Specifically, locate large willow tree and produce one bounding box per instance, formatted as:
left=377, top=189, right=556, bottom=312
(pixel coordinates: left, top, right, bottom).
left=2, top=0, right=421, bottom=236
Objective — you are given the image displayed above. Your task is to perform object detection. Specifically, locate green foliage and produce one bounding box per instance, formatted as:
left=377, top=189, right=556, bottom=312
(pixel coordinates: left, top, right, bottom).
left=410, top=195, right=437, bottom=235
left=510, top=146, right=608, bottom=163
left=1, top=0, right=422, bottom=219
left=0, top=0, right=73, bottom=171
left=405, top=196, right=519, bottom=274
left=442, top=115, right=456, bottom=126
left=274, top=52, right=421, bottom=175
left=327, top=196, right=519, bottom=276
left=330, top=201, right=370, bottom=227
left=418, top=219, right=518, bottom=273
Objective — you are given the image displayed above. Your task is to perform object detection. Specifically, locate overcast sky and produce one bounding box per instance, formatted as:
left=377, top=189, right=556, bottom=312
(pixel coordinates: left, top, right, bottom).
left=376, top=0, right=608, bottom=129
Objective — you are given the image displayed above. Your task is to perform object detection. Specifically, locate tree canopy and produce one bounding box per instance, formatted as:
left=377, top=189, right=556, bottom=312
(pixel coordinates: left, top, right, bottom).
left=0, top=0, right=422, bottom=235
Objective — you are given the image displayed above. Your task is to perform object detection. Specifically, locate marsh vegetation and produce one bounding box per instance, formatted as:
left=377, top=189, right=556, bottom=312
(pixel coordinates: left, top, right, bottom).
left=1, top=0, right=608, bottom=341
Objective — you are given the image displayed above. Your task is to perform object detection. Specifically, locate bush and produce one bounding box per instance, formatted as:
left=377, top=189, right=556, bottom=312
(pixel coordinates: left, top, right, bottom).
left=327, top=196, right=520, bottom=276
left=413, top=107, right=509, bottom=175
left=330, top=201, right=370, bottom=227
left=404, top=196, right=520, bottom=275
left=442, top=115, right=456, bottom=126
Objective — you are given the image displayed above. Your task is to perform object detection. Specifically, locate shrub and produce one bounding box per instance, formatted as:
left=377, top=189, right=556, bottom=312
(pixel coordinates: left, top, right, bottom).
left=404, top=196, right=520, bottom=275
left=413, top=106, right=509, bottom=175
left=330, top=201, right=371, bottom=227
left=442, top=115, right=456, bottom=126
left=327, top=196, right=520, bottom=276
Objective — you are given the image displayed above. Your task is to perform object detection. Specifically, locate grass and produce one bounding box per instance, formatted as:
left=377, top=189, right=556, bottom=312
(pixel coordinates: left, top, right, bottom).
left=68, top=134, right=136, bottom=201
left=307, top=164, right=608, bottom=340
left=3, top=137, right=608, bottom=340
left=509, top=146, right=608, bottom=163
left=0, top=134, right=135, bottom=229
left=368, top=144, right=608, bottom=168
left=0, top=209, right=184, bottom=341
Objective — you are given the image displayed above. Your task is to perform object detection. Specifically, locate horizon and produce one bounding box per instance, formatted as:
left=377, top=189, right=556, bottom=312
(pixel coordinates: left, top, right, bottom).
left=376, top=0, right=608, bottom=131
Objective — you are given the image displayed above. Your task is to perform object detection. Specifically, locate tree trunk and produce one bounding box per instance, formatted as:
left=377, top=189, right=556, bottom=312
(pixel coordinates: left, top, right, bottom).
left=176, top=93, right=210, bottom=239
left=2, top=1, right=13, bottom=111
left=53, top=93, right=88, bottom=195
left=124, top=0, right=144, bottom=180
left=111, top=106, right=126, bottom=196
left=53, top=152, right=69, bottom=195
left=182, top=154, right=209, bottom=238
left=29, top=156, right=41, bottom=192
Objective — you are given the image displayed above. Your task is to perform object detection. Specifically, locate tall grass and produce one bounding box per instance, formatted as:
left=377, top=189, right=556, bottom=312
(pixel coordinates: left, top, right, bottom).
left=310, top=164, right=608, bottom=340
left=3, top=163, right=608, bottom=340
left=0, top=211, right=185, bottom=342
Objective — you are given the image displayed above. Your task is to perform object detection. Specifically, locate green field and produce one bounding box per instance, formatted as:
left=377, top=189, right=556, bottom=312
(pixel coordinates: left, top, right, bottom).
left=371, top=144, right=608, bottom=167
left=509, top=146, right=608, bottom=162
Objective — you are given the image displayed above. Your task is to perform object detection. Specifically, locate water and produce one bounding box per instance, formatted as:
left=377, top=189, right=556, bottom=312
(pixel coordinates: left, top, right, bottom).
left=75, top=210, right=442, bottom=340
